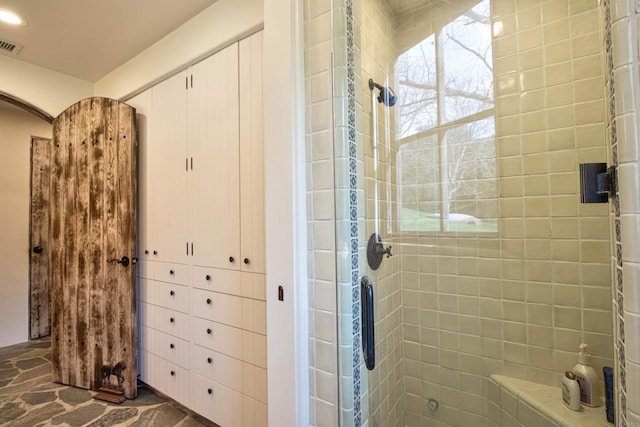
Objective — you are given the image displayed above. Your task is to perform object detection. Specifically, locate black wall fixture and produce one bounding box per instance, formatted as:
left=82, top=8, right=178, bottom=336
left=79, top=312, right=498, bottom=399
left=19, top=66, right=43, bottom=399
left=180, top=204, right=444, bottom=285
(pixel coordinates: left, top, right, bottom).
left=367, top=233, right=392, bottom=270
left=580, top=163, right=617, bottom=203
left=361, top=276, right=375, bottom=370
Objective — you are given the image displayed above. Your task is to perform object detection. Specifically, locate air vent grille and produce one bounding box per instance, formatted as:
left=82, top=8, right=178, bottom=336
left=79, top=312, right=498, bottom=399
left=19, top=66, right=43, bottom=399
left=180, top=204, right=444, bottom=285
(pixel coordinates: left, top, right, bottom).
left=0, top=39, right=22, bottom=55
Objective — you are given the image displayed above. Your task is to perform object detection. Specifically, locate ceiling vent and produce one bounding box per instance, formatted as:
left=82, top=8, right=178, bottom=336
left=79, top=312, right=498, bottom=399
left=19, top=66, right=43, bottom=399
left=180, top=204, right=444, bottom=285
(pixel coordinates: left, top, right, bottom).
left=0, top=38, right=22, bottom=55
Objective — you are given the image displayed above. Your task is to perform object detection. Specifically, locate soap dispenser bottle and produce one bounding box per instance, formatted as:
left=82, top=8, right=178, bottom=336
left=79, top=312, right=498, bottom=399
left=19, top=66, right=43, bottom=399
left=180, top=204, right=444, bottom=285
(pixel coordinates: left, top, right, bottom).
left=572, top=343, right=601, bottom=407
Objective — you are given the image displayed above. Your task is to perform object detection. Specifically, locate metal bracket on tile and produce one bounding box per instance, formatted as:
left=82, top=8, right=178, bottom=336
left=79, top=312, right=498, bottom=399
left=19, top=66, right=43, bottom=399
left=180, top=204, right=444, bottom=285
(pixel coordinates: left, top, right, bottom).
left=580, top=163, right=617, bottom=203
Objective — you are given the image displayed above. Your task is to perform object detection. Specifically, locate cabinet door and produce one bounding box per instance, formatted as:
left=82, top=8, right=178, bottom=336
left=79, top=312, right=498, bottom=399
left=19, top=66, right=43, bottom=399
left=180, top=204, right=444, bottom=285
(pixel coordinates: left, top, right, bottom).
left=127, top=89, right=153, bottom=261
left=239, top=32, right=265, bottom=274
left=151, top=72, right=189, bottom=264
left=189, top=44, right=240, bottom=269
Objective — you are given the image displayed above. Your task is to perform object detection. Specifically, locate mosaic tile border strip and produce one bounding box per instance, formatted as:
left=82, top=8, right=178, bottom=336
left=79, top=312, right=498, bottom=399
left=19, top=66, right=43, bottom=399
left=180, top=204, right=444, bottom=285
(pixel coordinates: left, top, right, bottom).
left=344, top=0, right=362, bottom=425
left=602, top=0, right=627, bottom=425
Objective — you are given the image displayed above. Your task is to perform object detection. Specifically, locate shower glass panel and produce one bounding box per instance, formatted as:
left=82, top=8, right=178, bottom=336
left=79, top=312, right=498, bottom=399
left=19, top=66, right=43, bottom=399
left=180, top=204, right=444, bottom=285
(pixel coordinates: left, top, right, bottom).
left=335, top=0, right=615, bottom=425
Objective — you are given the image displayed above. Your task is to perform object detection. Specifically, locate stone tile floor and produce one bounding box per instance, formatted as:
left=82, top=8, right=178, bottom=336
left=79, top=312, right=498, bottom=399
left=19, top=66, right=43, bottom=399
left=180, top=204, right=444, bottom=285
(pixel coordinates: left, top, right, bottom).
left=0, top=338, right=215, bottom=426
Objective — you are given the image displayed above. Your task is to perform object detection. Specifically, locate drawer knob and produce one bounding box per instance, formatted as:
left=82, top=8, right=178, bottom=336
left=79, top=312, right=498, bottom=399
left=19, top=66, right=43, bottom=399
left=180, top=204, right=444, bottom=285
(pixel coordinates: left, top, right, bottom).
left=170, top=343, right=175, bottom=349
left=169, top=269, right=174, bottom=275
left=170, top=317, right=175, bottom=323
left=206, top=328, right=212, bottom=335
left=153, top=250, right=158, bottom=255
left=205, top=274, right=211, bottom=281
left=244, top=258, right=250, bottom=265
left=208, top=388, right=213, bottom=395
left=170, top=290, right=175, bottom=296
left=206, top=298, right=212, bottom=305
left=207, top=357, right=213, bottom=364
left=144, top=250, right=149, bottom=254
left=229, top=256, right=235, bottom=263
left=170, top=370, right=175, bottom=376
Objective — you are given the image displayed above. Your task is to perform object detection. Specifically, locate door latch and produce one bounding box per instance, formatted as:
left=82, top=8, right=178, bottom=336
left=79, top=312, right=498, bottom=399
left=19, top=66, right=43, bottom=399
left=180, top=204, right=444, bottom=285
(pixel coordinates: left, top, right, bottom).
left=107, top=256, right=130, bottom=267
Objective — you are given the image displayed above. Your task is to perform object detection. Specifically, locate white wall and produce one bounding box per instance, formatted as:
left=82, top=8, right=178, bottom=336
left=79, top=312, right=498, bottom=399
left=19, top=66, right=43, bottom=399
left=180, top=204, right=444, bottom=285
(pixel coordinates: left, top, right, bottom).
left=0, top=56, right=93, bottom=117
left=94, top=0, right=263, bottom=100
left=0, top=102, right=52, bottom=347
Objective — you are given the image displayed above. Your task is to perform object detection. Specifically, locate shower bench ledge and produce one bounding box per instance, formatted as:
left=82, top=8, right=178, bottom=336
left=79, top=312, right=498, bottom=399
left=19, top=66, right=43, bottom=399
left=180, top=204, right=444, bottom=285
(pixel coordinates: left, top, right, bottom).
left=489, top=374, right=612, bottom=427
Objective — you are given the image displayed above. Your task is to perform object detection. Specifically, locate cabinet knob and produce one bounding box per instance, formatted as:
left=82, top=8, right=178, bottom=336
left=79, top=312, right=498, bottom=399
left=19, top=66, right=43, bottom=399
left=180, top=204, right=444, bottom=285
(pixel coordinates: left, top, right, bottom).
left=229, top=256, right=235, bottom=263
left=170, top=317, right=175, bottom=323
left=170, top=370, right=175, bottom=376
left=207, top=357, right=213, bottom=364
left=144, top=250, right=149, bottom=255
left=206, top=298, right=212, bottom=305
left=244, top=258, right=250, bottom=265
left=205, top=275, right=211, bottom=281
left=207, top=328, right=212, bottom=335
left=170, top=290, right=175, bottom=296
left=170, top=343, right=175, bottom=349
left=208, top=388, right=213, bottom=395
left=153, top=250, right=158, bottom=255
left=169, top=269, right=174, bottom=275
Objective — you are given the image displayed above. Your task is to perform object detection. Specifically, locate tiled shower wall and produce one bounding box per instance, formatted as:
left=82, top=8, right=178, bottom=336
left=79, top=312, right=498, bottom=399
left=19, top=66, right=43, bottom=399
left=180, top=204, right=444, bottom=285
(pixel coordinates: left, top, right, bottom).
left=304, top=0, right=640, bottom=427
left=358, top=0, right=404, bottom=426
left=305, top=0, right=341, bottom=425
left=395, top=1, right=614, bottom=426
left=607, top=1, right=640, bottom=426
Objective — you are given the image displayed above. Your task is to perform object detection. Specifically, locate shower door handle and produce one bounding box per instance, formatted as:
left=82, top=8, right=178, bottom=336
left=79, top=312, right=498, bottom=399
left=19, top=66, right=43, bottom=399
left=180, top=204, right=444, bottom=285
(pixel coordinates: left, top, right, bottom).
left=361, top=276, right=375, bottom=370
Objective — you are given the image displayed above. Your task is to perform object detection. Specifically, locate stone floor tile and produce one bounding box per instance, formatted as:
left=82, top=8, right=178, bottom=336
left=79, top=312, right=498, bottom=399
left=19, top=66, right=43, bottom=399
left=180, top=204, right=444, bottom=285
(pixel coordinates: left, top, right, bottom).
left=15, top=357, right=47, bottom=370
left=0, top=401, right=27, bottom=423
left=86, top=407, right=138, bottom=427
left=59, top=386, right=93, bottom=406
left=21, top=390, right=57, bottom=405
left=10, top=401, right=65, bottom=426
left=51, top=402, right=107, bottom=427
left=121, top=386, right=166, bottom=407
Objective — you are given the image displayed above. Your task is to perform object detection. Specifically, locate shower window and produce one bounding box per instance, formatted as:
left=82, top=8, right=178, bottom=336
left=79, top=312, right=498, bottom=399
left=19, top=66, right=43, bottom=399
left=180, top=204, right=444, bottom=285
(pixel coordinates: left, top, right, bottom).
left=395, top=0, right=498, bottom=233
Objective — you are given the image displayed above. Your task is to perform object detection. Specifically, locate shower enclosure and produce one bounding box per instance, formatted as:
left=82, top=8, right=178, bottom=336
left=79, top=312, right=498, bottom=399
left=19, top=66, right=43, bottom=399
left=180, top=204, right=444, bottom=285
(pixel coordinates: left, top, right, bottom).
left=303, top=0, right=634, bottom=425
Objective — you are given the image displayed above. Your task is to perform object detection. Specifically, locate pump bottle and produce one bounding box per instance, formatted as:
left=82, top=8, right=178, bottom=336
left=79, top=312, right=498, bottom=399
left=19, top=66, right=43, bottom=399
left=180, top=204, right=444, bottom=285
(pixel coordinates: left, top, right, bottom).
left=572, top=343, right=600, bottom=407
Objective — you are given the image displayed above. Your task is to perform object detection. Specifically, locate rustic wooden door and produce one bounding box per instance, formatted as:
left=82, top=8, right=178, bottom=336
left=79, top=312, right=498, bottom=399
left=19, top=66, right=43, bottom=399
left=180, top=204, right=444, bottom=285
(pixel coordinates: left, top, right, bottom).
left=29, top=136, right=52, bottom=339
left=50, top=97, right=137, bottom=399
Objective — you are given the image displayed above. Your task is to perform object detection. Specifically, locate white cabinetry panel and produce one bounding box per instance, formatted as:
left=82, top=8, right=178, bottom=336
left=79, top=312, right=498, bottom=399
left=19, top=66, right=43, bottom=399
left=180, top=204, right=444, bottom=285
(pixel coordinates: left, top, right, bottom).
left=134, top=31, right=266, bottom=426
left=189, top=43, right=240, bottom=270
left=239, top=31, right=265, bottom=274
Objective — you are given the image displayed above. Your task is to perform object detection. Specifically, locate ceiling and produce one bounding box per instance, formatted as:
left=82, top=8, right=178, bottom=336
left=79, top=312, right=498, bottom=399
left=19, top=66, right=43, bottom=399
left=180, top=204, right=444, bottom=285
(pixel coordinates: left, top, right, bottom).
left=0, top=0, right=218, bottom=82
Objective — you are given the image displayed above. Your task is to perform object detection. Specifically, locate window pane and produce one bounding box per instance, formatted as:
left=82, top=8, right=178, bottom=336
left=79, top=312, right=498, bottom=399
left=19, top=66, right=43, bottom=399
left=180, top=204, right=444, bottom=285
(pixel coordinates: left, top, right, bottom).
left=442, top=118, right=498, bottom=232
left=395, top=34, right=437, bottom=138
left=442, top=0, right=494, bottom=123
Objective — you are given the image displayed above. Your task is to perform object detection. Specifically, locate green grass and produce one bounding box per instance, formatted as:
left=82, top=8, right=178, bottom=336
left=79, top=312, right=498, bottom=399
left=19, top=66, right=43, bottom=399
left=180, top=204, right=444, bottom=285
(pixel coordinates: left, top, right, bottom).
left=400, top=207, right=498, bottom=233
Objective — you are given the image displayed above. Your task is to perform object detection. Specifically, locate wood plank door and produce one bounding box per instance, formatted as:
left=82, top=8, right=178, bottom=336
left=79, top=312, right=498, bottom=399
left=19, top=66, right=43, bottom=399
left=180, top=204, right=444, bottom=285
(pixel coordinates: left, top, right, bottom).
left=30, top=136, right=52, bottom=339
left=50, top=97, right=137, bottom=399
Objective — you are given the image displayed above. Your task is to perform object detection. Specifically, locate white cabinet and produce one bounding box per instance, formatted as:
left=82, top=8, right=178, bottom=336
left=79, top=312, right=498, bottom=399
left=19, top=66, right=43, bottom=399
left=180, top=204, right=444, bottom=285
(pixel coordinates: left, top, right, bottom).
left=189, top=44, right=240, bottom=270
left=130, top=72, right=188, bottom=265
left=239, top=33, right=265, bottom=275
left=131, top=31, right=266, bottom=426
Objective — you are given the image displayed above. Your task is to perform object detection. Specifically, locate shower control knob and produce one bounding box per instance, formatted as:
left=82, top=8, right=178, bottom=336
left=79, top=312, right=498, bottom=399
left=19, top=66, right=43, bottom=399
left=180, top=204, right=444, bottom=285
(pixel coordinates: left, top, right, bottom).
left=428, top=398, right=439, bottom=411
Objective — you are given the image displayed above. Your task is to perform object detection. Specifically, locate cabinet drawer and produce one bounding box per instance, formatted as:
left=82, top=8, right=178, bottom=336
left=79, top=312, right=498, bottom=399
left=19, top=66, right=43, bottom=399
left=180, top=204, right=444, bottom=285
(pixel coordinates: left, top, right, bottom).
left=139, top=349, right=189, bottom=407
left=191, top=344, right=243, bottom=393
left=138, top=301, right=189, bottom=340
left=154, top=262, right=189, bottom=285
left=140, top=324, right=189, bottom=369
left=136, top=260, right=188, bottom=285
left=192, top=317, right=243, bottom=360
left=190, top=373, right=243, bottom=427
left=138, top=278, right=188, bottom=313
left=193, top=289, right=242, bottom=328
left=192, top=267, right=265, bottom=301
left=192, top=266, right=241, bottom=295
